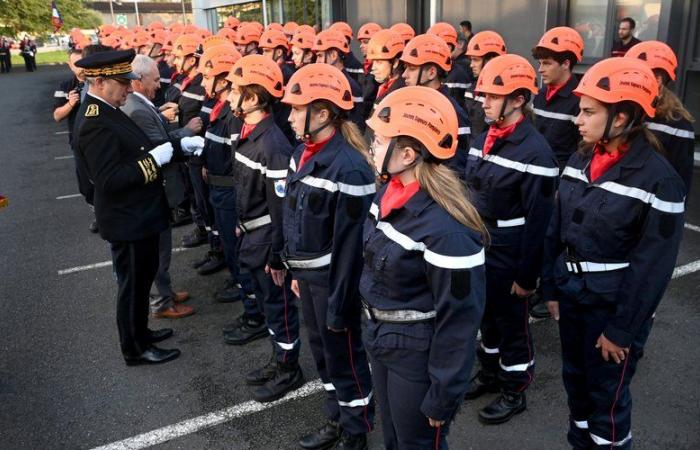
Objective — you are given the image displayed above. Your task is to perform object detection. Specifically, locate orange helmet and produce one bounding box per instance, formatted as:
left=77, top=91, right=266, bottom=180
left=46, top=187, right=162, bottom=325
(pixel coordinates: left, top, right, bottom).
left=183, top=24, right=199, bottom=34
left=217, top=27, right=237, bottom=44
left=358, top=22, right=382, bottom=41
left=72, top=36, right=90, bottom=51
left=476, top=54, right=538, bottom=96
left=367, top=86, right=458, bottom=160
left=130, top=31, right=151, bottom=49
left=148, top=21, right=165, bottom=33
left=150, top=30, right=169, bottom=46
left=625, top=40, right=677, bottom=81
left=290, top=31, right=315, bottom=50
left=400, top=34, right=452, bottom=71
left=573, top=57, right=658, bottom=118
left=259, top=29, right=289, bottom=50
left=427, top=22, right=458, bottom=48
left=173, top=34, right=201, bottom=57
left=266, top=22, right=284, bottom=33
left=169, top=23, right=185, bottom=34
left=534, top=26, right=584, bottom=62
left=295, top=24, right=316, bottom=36
left=101, top=35, right=122, bottom=49
left=99, top=24, right=116, bottom=37
left=466, top=31, right=507, bottom=57
left=329, top=21, right=353, bottom=40
left=390, top=23, right=415, bottom=43
left=225, top=17, right=240, bottom=30
left=283, top=21, right=299, bottom=36
left=282, top=63, right=353, bottom=110
left=366, top=29, right=405, bottom=61
left=235, top=23, right=262, bottom=45
left=202, top=35, right=232, bottom=51
left=313, top=29, right=350, bottom=54
left=200, top=45, right=241, bottom=78
left=227, top=54, right=284, bottom=98
left=249, top=21, right=264, bottom=33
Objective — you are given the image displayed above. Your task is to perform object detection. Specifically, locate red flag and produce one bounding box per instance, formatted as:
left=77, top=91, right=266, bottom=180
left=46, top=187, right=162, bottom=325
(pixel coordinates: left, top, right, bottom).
left=52, top=1, right=64, bottom=32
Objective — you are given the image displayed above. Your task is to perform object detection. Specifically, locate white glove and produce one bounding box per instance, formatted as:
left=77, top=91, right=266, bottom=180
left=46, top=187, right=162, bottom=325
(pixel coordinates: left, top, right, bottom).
left=193, top=147, right=203, bottom=156
left=149, top=142, right=174, bottom=167
left=180, top=135, right=205, bottom=154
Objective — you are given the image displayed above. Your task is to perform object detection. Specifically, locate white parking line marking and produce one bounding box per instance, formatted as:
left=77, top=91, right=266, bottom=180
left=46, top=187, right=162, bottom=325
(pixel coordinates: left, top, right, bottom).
left=684, top=223, right=700, bottom=233
left=54, top=155, right=74, bottom=160
left=55, top=130, right=70, bottom=135
left=89, top=379, right=324, bottom=450
left=672, top=259, right=700, bottom=279
left=56, top=193, right=82, bottom=200
left=58, top=248, right=190, bottom=275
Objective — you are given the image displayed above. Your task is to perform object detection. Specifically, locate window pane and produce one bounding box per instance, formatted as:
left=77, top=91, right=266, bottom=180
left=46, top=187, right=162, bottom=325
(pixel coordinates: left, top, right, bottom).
left=614, top=1, right=663, bottom=41
left=569, top=0, right=610, bottom=58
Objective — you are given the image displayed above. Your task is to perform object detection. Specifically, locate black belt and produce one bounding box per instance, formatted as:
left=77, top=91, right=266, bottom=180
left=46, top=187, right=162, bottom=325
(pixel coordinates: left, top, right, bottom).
left=207, top=174, right=235, bottom=187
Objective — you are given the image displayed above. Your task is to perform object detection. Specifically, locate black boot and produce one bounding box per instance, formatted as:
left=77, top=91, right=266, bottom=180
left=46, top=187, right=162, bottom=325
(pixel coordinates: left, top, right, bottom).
left=223, top=313, right=248, bottom=333
left=478, top=390, right=526, bottom=424
left=214, top=278, right=242, bottom=303
left=253, top=360, right=305, bottom=402
left=171, top=207, right=193, bottom=227
left=298, top=421, right=341, bottom=449
left=246, top=346, right=277, bottom=385
left=197, top=251, right=226, bottom=275
left=333, top=432, right=367, bottom=450
left=464, top=369, right=499, bottom=400
left=191, top=251, right=213, bottom=269
left=223, top=314, right=267, bottom=345
left=182, top=226, right=208, bottom=248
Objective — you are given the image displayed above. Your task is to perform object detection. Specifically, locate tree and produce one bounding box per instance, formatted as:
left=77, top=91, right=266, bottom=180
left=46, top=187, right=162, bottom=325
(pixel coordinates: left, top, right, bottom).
left=0, top=0, right=101, bottom=37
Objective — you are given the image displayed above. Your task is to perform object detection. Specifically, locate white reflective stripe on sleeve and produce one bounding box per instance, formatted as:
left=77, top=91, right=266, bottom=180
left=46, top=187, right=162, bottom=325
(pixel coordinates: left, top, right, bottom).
left=346, top=67, right=363, bottom=73
left=267, top=168, right=288, bottom=179
left=300, top=175, right=376, bottom=197
left=54, top=90, right=68, bottom=98
left=241, top=214, right=272, bottom=230
left=274, top=338, right=299, bottom=351
left=352, top=96, right=364, bottom=103
left=646, top=122, right=695, bottom=139
left=445, top=82, right=471, bottom=89
left=235, top=152, right=287, bottom=178
left=499, top=359, right=534, bottom=372
left=464, top=91, right=485, bottom=103
left=323, top=383, right=335, bottom=391
left=200, top=106, right=213, bottom=114
left=480, top=342, right=499, bottom=354
left=562, top=166, right=589, bottom=183
left=574, top=420, right=589, bottom=429
left=497, top=217, right=526, bottom=227
left=182, top=91, right=205, bottom=101
left=372, top=212, right=486, bottom=269
left=532, top=107, right=577, bottom=123
left=590, top=431, right=632, bottom=447
left=469, top=148, right=559, bottom=177
left=458, top=126, right=471, bottom=135
left=289, top=158, right=297, bottom=173
left=597, top=181, right=685, bottom=213
left=205, top=131, right=231, bottom=145
left=566, top=261, right=630, bottom=273
left=172, top=83, right=182, bottom=89
left=159, top=78, right=171, bottom=84
left=338, top=391, right=373, bottom=407
left=369, top=203, right=379, bottom=219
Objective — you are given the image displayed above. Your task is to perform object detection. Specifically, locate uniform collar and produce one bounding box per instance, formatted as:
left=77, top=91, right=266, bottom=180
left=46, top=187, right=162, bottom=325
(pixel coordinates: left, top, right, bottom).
left=244, top=113, right=274, bottom=142
left=86, top=91, right=117, bottom=109
left=557, top=74, right=578, bottom=98
left=132, top=91, right=156, bottom=109
left=401, top=187, right=434, bottom=217
left=293, top=130, right=345, bottom=178
left=501, top=117, right=533, bottom=146
left=585, top=134, right=651, bottom=183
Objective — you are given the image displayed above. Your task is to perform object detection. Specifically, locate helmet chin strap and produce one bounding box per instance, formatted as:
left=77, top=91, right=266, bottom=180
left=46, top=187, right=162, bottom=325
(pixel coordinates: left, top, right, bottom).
left=180, top=56, right=195, bottom=75
left=301, top=108, right=332, bottom=142
left=377, top=138, right=419, bottom=184
left=234, top=94, right=266, bottom=119
left=495, top=97, right=518, bottom=124
left=212, top=77, right=230, bottom=98
left=598, top=104, right=639, bottom=145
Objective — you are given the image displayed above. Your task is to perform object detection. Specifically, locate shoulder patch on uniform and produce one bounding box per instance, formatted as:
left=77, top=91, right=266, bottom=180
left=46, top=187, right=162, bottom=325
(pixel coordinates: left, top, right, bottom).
left=274, top=179, right=286, bottom=198
left=85, top=104, right=99, bottom=117
left=451, top=270, right=471, bottom=299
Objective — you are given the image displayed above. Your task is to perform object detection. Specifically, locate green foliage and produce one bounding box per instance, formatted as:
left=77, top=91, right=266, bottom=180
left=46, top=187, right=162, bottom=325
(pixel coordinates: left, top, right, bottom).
left=11, top=49, right=68, bottom=65
left=0, top=0, right=101, bottom=37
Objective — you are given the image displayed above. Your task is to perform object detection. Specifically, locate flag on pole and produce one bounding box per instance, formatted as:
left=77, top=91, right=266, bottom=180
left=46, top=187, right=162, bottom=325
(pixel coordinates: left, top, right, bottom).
left=52, top=1, right=64, bottom=32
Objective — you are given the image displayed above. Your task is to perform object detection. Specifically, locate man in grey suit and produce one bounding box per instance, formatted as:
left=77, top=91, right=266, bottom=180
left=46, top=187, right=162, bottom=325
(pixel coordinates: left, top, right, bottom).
left=122, top=54, right=202, bottom=319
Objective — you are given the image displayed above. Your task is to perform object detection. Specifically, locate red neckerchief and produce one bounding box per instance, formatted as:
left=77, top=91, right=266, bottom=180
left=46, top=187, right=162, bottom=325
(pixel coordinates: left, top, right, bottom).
left=380, top=178, right=420, bottom=219
left=483, top=115, right=525, bottom=155
left=240, top=113, right=269, bottom=140
left=179, top=75, right=193, bottom=92
left=363, top=60, right=372, bottom=75
left=170, top=71, right=179, bottom=83
left=545, top=75, right=570, bottom=103
left=298, top=130, right=336, bottom=171
left=590, top=142, right=630, bottom=182
left=376, top=76, right=398, bottom=101
left=209, top=100, right=226, bottom=122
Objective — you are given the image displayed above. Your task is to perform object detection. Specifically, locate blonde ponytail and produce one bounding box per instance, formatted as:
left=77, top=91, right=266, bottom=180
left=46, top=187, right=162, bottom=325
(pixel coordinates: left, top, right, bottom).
left=655, top=86, right=695, bottom=123
left=338, top=119, right=373, bottom=165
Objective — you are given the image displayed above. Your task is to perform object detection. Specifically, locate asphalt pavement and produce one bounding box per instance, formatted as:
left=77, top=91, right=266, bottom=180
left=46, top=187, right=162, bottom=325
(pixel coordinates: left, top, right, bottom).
left=0, top=65, right=698, bottom=450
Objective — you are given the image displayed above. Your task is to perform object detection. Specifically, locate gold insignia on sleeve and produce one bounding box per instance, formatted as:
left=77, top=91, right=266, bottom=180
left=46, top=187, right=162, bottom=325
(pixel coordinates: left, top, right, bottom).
left=137, top=156, right=159, bottom=184
left=85, top=104, right=99, bottom=117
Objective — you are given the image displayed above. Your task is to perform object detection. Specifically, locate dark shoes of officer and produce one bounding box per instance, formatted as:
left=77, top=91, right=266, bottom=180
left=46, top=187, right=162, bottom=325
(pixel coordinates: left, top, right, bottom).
left=246, top=346, right=277, bottom=385
left=464, top=369, right=499, bottom=400
left=298, top=420, right=341, bottom=449
left=195, top=251, right=226, bottom=275
left=530, top=301, right=551, bottom=320
left=147, top=328, right=173, bottom=343
left=253, top=360, right=305, bottom=403
left=171, top=207, right=193, bottom=227
left=478, top=390, right=526, bottom=424
left=333, top=432, right=367, bottom=450
left=223, top=314, right=267, bottom=345
left=88, top=220, right=99, bottom=233
left=124, top=345, right=180, bottom=366
left=182, top=226, right=208, bottom=248
left=215, top=278, right=242, bottom=303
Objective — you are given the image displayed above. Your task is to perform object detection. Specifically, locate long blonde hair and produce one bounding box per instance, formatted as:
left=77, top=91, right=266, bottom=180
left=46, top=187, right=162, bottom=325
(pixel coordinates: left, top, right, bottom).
left=311, top=100, right=372, bottom=165
left=655, top=85, right=694, bottom=123
left=396, top=136, right=488, bottom=243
